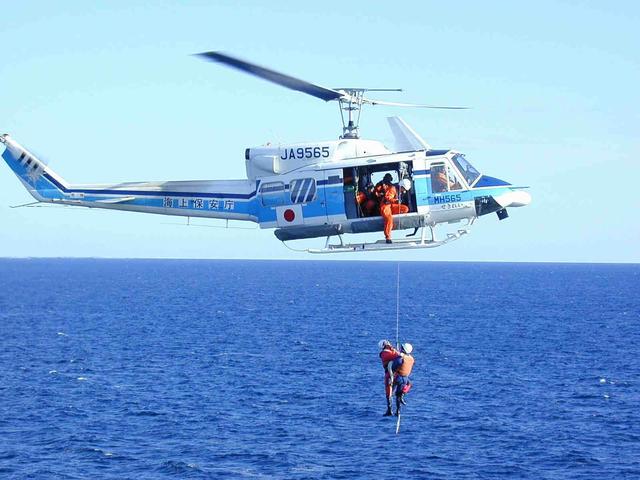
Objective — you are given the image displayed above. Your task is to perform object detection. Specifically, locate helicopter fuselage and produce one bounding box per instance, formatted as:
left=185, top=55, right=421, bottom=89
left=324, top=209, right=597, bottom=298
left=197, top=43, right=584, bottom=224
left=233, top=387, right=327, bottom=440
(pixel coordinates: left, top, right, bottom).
left=1, top=132, right=530, bottom=251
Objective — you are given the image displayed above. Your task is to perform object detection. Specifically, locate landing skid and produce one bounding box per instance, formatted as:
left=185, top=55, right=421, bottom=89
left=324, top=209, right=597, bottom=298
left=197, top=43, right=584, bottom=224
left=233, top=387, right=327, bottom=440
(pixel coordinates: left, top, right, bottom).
left=307, top=225, right=471, bottom=254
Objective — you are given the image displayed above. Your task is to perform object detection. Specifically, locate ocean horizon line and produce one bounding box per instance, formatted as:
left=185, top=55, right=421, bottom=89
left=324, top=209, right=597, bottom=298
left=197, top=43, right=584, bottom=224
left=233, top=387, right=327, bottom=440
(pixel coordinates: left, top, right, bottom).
left=0, top=257, right=638, bottom=265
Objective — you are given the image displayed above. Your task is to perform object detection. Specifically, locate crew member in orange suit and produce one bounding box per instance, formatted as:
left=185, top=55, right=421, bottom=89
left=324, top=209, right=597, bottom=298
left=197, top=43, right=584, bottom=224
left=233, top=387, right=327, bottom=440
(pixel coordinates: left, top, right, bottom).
left=375, top=173, right=409, bottom=243
left=378, top=339, right=401, bottom=416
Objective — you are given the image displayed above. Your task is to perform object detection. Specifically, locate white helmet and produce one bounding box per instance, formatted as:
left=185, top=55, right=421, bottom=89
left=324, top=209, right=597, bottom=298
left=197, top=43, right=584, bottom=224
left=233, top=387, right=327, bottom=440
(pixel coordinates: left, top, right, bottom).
left=401, top=178, right=412, bottom=191
left=401, top=342, right=413, bottom=354
left=378, top=339, right=392, bottom=350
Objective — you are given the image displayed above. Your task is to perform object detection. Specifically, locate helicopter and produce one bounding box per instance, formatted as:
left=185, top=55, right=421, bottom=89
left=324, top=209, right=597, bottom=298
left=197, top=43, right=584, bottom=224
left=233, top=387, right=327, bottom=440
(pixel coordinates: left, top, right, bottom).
left=1, top=52, right=530, bottom=253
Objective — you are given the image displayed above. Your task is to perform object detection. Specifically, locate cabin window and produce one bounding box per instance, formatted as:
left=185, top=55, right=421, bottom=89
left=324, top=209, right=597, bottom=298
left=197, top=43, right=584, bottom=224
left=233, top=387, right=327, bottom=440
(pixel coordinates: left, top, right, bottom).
left=259, top=181, right=286, bottom=207
left=431, top=163, right=463, bottom=193
left=290, top=178, right=317, bottom=204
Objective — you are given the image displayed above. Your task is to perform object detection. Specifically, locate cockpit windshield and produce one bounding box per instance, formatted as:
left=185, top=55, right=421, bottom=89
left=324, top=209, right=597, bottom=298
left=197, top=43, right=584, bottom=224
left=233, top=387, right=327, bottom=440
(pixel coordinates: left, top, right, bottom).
left=451, top=153, right=481, bottom=186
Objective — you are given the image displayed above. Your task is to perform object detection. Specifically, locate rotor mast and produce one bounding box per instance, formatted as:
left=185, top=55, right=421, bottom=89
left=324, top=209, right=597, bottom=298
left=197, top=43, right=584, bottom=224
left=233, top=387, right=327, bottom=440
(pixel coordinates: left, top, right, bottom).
left=338, top=90, right=364, bottom=139
left=338, top=88, right=402, bottom=139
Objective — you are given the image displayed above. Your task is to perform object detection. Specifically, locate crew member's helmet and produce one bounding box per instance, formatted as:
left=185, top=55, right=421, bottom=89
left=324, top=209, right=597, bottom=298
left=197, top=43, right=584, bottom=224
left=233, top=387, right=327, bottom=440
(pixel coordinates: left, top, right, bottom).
left=378, top=339, right=392, bottom=350
left=383, top=173, right=393, bottom=183
left=401, top=342, right=413, bottom=354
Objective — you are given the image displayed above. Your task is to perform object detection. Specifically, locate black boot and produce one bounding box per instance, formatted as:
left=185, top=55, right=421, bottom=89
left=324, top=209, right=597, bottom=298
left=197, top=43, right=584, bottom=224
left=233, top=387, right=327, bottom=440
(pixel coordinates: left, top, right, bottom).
left=399, top=393, right=407, bottom=405
left=383, top=399, right=393, bottom=416
left=395, top=396, right=401, bottom=416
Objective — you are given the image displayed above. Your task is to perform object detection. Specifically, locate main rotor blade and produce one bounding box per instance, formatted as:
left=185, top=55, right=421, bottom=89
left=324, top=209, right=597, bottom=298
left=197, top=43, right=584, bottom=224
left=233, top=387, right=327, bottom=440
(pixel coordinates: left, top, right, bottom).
left=364, top=98, right=468, bottom=109
left=197, top=51, right=344, bottom=102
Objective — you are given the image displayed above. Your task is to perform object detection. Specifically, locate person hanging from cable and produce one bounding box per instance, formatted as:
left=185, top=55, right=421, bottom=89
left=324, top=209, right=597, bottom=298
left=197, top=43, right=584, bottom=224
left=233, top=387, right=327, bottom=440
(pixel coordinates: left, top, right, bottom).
left=378, top=339, right=401, bottom=416
left=375, top=173, right=409, bottom=244
left=387, top=342, right=415, bottom=416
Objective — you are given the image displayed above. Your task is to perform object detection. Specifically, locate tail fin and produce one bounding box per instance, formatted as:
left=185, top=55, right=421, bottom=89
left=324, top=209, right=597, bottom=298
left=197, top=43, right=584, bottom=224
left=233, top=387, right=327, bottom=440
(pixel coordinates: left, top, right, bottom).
left=0, top=134, right=67, bottom=202
left=386, top=116, right=431, bottom=152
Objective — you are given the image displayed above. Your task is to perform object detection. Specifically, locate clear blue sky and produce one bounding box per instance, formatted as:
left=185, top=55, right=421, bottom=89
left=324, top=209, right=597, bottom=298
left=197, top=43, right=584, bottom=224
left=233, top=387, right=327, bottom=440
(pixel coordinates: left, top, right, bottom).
left=1, top=1, right=638, bottom=262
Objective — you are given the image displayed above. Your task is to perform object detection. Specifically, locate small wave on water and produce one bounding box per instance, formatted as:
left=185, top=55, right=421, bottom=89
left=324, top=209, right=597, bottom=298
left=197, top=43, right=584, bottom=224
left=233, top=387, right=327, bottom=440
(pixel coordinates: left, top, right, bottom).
left=157, top=460, right=204, bottom=475
left=77, top=446, right=117, bottom=458
left=128, top=409, right=166, bottom=417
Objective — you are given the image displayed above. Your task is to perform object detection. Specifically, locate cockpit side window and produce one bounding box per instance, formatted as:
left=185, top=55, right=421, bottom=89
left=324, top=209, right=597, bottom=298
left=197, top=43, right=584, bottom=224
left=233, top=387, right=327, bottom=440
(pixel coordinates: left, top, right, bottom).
left=431, top=163, right=463, bottom=193
left=451, top=153, right=480, bottom=186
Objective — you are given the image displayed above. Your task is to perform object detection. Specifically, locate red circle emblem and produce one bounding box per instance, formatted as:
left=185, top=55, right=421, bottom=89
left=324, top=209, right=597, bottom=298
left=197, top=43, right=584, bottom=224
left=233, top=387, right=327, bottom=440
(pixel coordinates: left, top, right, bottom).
left=283, top=209, right=296, bottom=222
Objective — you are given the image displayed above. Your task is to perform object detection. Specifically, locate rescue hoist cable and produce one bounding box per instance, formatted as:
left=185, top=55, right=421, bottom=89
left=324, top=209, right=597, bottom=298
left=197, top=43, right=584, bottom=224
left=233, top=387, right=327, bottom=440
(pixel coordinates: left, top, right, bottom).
left=395, top=263, right=402, bottom=435
left=395, top=263, right=400, bottom=349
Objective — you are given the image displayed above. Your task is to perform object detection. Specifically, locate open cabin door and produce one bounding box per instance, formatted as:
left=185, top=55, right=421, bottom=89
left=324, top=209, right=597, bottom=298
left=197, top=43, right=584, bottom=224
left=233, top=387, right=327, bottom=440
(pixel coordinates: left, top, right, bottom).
left=343, top=163, right=418, bottom=220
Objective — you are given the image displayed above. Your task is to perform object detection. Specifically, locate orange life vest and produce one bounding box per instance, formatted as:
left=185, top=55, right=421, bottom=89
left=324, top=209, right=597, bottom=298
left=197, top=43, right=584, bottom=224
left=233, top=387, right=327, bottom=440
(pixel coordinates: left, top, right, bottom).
left=396, top=354, right=414, bottom=376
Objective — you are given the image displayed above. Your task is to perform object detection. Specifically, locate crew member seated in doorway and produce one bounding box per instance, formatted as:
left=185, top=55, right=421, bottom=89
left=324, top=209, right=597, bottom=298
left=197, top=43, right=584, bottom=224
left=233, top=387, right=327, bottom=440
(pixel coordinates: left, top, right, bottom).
left=378, top=339, right=401, bottom=416
left=387, top=342, right=415, bottom=416
left=375, top=173, right=409, bottom=243
left=399, top=178, right=413, bottom=208
left=356, top=182, right=377, bottom=217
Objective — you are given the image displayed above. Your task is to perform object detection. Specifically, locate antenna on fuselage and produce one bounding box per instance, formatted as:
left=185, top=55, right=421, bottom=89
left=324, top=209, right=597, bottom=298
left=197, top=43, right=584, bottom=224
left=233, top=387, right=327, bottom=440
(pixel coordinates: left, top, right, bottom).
left=196, top=51, right=467, bottom=139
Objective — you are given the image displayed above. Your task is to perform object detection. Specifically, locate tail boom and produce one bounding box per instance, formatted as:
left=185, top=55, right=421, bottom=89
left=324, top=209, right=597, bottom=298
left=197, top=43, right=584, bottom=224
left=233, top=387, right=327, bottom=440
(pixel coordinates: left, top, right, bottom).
left=1, top=135, right=258, bottom=222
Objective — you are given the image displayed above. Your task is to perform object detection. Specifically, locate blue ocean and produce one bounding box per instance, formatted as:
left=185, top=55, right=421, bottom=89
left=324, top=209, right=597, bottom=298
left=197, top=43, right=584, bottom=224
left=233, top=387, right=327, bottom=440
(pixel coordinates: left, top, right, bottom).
left=0, top=259, right=638, bottom=479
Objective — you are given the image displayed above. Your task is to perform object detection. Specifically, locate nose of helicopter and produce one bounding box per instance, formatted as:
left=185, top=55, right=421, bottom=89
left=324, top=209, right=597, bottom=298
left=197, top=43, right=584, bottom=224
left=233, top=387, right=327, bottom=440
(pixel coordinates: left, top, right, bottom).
left=494, top=189, right=531, bottom=208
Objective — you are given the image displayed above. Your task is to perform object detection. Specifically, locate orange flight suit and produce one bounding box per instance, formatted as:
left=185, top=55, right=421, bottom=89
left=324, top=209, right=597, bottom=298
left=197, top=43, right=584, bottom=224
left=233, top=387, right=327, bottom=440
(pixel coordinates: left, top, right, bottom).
left=377, top=183, right=409, bottom=240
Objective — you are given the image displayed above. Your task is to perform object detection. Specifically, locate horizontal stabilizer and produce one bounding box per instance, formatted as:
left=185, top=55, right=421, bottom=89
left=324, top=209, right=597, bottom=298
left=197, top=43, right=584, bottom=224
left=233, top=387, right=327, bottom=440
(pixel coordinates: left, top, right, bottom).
left=95, top=196, right=136, bottom=204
